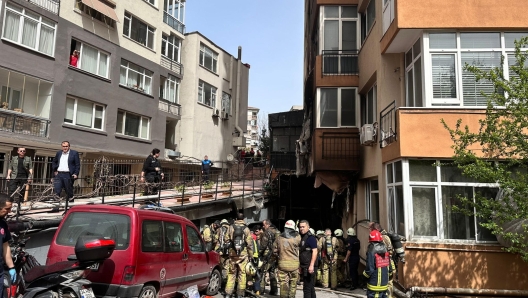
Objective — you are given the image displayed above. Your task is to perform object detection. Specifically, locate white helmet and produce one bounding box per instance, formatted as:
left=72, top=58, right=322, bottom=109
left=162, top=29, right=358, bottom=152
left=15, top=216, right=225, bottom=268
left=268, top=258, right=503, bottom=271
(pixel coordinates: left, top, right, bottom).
left=285, top=220, right=296, bottom=230
left=347, top=228, right=356, bottom=236
left=309, top=228, right=315, bottom=235
left=334, top=229, right=344, bottom=237
left=245, top=262, right=257, bottom=277
left=316, top=230, right=325, bottom=236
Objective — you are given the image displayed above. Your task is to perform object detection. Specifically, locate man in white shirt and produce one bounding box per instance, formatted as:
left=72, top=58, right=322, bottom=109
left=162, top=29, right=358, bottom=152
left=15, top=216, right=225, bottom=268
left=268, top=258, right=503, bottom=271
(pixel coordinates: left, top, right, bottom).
left=51, top=141, right=80, bottom=202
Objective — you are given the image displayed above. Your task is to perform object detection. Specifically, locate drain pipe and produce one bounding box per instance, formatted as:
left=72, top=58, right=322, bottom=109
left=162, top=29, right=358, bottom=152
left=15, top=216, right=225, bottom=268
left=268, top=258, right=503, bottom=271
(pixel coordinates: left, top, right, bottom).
left=233, top=46, right=243, bottom=137
left=393, top=287, right=528, bottom=297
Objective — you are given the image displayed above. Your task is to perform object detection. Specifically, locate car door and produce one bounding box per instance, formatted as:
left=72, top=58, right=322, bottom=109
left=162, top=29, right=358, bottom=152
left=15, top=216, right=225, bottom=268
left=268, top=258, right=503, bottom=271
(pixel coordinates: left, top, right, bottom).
left=137, top=219, right=165, bottom=292
left=184, top=225, right=210, bottom=287
left=160, top=220, right=187, bottom=297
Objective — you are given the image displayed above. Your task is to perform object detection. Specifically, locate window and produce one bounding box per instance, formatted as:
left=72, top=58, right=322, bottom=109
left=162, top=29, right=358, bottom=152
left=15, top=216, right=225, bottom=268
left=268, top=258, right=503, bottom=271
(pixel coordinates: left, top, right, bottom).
left=123, top=12, right=155, bottom=49
left=161, top=34, right=181, bottom=62
left=366, top=180, right=379, bottom=223
left=116, top=110, right=150, bottom=139
left=71, top=39, right=109, bottom=78
left=64, top=97, right=105, bottom=130
left=165, top=221, right=183, bottom=252
left=406, top=39, right=423, bottom=107
left=144, top=0, right=155, bottom=5
left=222, top=92, right=231, bottom=114
left=159, top=75, right=180, bottom=103
left=2, top=3, right=56, bottom=56
left=198, top=80, right=217, bottom=107
left=361, top=85, right=376, bottom=125
left=386, top=161, right=404, bottom=235
left=427, top=31, right=528, bottom=107
left=142, top=220, right=163, bottom=252
left=164, top=0, right=185, bottom=22
left=321, top=6, right=358, bottom=74
left=75, top=0, right=115, bottom=28
left=186, top=226, right=205, bottom=252
left=199, top=44, right=218, bottom=73
left=361, top=0, right=376, bottom=43
left=120, top=59, right=153, bottom=95
left=317, top=87, right=358, bottom=128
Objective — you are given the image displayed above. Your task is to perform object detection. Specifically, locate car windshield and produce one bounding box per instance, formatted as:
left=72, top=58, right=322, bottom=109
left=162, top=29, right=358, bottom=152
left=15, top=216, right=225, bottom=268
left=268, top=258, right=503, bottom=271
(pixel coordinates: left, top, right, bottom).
left=56, top=212, right=131, bottom=250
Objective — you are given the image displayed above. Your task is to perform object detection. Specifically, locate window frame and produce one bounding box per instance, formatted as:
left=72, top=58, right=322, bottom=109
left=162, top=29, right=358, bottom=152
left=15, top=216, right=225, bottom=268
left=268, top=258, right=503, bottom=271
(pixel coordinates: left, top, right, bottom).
left=123, top=12, right=155, bottom=49
left=164, top=221, right=183, bottom=253
left=361, top=84, right=377, bottom=125
left=198, top=80, right=217, bottom=108
left=72, top=39, right=110, bottom=79
left=116, top=109, right=150, bottom=140
left=405, top=38, right=424, bottom=107
left=141, top=220, right=164, bottom=253
left=199, top=43, right=218, bottom=73
left=360, top=0, right=376, bottom=44
left=316, top=87, right=359, bottom=128
left=164, top=0, right=185, bottom=23
left=64, top=96, right=105, bottom=131
left=320, top=5, right=359, bottom=53
left=120, top=59, right=153, bottom=95
left=1, top=2, right=57, bottom=57
left=366, top=179, right=380, bottom=223
left=161, top=34, right=181, bottom=62
left=159, top=74, right=180, bottom=103
left=222, top=92, right=231, bottom=115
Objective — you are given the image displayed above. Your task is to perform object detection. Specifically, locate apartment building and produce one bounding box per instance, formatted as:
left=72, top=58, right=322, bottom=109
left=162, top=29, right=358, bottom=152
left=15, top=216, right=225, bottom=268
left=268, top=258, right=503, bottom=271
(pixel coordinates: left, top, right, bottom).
left=245, top=106, right=259, bottom=149
left=300, top=0, right=528, bottom=292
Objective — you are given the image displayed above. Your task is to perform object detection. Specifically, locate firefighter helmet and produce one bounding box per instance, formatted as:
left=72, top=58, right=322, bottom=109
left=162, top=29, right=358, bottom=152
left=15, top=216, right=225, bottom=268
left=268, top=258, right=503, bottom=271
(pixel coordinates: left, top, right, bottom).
left=246, top=261, right=257, bottom=277
left=309, top=228, right=315, bottom=235
left=284, top=220, right=296, bottom=230
left=347, top=228, right=356, bottom=236
left=369, top=230, right=383, bottom=242
left=220, top=219, right=228, bottom=225
left=334, top=229, right=343, bottom=237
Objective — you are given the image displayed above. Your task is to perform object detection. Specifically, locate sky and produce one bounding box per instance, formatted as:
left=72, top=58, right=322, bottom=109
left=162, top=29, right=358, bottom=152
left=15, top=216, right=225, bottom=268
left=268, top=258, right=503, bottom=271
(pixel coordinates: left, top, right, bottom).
left=185, top=0, right=305, bottom=118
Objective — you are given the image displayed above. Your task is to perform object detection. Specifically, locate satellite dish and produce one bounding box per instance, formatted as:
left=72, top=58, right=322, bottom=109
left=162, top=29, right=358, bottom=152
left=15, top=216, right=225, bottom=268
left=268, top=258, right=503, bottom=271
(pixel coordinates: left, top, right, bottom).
left=227, top=154, right=234, bottom=161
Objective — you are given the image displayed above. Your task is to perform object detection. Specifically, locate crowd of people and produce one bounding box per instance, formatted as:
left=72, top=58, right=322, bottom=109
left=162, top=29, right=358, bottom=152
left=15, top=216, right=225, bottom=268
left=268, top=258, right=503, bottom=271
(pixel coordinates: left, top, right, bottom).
left=201, top=217, right=399, bottom=298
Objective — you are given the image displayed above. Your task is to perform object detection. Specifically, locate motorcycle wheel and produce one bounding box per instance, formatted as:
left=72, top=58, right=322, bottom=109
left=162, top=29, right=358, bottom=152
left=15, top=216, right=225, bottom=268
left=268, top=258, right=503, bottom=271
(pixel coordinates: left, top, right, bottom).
left=138, top=285, right=157, bottom=298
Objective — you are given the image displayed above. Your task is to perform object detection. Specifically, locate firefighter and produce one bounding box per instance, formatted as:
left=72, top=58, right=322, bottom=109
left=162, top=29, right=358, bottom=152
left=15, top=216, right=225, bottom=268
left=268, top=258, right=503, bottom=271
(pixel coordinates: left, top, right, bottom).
left=343, top=227, right=360, bottom=290
left=363, top=230, right=394, bottom=298
left=259, top=219, right=280, bottom=295
left=224, top=213, right=254, bottom=298
left=373, top=222, right=394, bottom=298
left=202, top=224, right=214, bottom=251
left=317, top=228, right=338, bottom=289
left=315, top=230, right=325, bottom=285
left=334, top=229, right=346, bottom=287
left=215, top=219, right=231, bottom=282
left=273, top=220, right=301, bottom=298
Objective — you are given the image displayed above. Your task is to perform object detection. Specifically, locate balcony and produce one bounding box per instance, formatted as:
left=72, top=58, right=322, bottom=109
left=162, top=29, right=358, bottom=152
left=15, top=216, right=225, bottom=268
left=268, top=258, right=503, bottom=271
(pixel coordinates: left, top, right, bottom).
left=313, top=128, right=360, bottom=172
left=158, top=100, right=181, bottom=118
left=0, top=109, right=50, bottom=138
left=315, top=55, right=359, bottom=88
left=28, top=0, right=60, bottom=14
left=322, top=50, right=359, bottom=76
left=163, top=12, right=185, bottom=34
left=160, top=56, right=184, bottom=76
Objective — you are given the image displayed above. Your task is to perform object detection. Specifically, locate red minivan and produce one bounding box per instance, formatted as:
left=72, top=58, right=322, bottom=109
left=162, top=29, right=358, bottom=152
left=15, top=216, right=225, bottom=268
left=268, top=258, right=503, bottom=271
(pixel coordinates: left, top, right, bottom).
left=46, top=205, right=222, bottom=298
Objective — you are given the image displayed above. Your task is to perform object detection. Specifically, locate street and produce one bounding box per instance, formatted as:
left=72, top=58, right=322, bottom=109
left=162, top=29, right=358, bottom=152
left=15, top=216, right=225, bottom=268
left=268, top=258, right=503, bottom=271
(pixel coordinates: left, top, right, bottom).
left=211, top=286, right=367, bottom=298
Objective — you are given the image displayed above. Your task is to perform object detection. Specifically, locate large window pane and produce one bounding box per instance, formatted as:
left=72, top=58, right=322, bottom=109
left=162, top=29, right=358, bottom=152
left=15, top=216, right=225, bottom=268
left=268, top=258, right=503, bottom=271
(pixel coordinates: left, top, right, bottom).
left=370, top=192, right=379, bottom=223
left=342, top=21, right=357, bottom=50
left=340, top=89, right=356, bottom=126
left=440, top=162, right=477, bottom=183
left=324, top=6, right=339, bottom=18
left=76, top=100, right=93, bottom=127
left=21, top=18, right=38, bottom=48
left=320, top=89, right=338, bottom=127
left=429, top=32, right=456, bottom=49
left=65, top=98, right=74, bottom=123
left=125, top=113, right=140, bottom=137
left=3, top=10, right=21, bottom=42
left=462, top=52, right=501, bottom=106
left=432, top=54, right=457, bottom=98
left=442, top=186, right=475, bottom=239
left=81, top=45, right=98, bottom=74
left=396, top=185, right=405, bottom=234
left=474, top=187, right=498, bottom=241
left=504, top=32, right=528, bottom=48
left=412, top=188, right=438, bottom=236
left=414, top=57, right=423, bottom=106
left=341, top=6, right=357, bottom=18
left=409, top=159, right=437, bottom=181
left=460, top=33, right=500, bottom=49
left=324, top=20, right=338, bottom=51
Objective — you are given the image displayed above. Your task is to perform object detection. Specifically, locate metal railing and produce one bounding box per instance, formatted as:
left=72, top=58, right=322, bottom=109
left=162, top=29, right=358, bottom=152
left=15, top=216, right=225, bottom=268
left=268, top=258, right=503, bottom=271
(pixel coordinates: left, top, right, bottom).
left=269, top=152, right=296, bottom=171
left=321, top=132, right=360, bottom=160
left=28, top=0, right=60, bottom=14
left=163, top=12, right=185, bottom=34
left=0, top=110, right=50, bottom=138
left=158, top=100, right=181, bottom=117
left=379, top=101, right=397, bottom=148
left=322, top=50, right=359, bottom=75
left=160, top=56, right=184, bottom=76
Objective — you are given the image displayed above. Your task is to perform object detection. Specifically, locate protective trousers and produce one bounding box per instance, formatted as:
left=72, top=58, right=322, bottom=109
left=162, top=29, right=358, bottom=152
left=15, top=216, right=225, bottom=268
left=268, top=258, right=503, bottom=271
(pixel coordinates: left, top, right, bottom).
left=336, top=256, right=346, bottom=285
left=259, top=261, right=278, bottom=294
left=367, top=290, right=388, bottom=298
left=220, top=256, right=230, bottom=281
left=321, top=261, right=337, bottom=288
left=277, top=269, right=299, bottom=298
left=225, top=257, right=248, bottom=296
left=387, top=279, right=393, bottom=298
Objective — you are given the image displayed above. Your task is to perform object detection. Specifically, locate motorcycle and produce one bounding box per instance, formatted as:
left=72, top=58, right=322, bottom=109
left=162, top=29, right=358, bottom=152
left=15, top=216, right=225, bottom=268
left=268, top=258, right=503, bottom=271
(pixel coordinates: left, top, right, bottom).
left=5, top=235, right=115, bottom=298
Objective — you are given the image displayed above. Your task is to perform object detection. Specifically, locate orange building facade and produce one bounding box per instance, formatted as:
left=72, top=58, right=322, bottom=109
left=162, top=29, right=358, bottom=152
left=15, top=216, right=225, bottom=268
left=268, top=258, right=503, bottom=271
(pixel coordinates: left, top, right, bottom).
left=300, top=0, right=528, bottom=293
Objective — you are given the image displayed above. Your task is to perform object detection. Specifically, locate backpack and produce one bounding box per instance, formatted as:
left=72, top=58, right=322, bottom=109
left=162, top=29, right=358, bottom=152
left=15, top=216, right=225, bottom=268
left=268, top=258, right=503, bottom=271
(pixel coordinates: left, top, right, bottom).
left=324, top=236, right=335, bottom=261
left=232, top=224, right=246, bottom=255
left=219, top=226, right=229, bottom=254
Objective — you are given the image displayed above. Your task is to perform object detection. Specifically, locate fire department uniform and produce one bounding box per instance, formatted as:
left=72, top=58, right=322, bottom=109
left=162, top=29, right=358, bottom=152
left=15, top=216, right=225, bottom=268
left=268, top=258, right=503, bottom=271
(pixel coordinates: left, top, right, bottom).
left=317, top=234, right=339, bottom=289
left=335, top=235, right=346, bottom=286
left=273, top=222, right=301, bottom=298
left=214, top=220, right=231, bottom=281
left=363, top=231, right=395, bottom=298
left=380, top=229, right=394, bottom=298
left=224, top=220, right=254, bottom=298
left=203, top=224, right=214, bottom=251
left=259, top=225, right=281, bottom=294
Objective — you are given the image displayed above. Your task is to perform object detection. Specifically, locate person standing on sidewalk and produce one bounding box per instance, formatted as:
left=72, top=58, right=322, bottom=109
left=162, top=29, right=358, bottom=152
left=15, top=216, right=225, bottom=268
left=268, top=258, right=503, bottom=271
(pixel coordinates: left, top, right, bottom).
left=343, top=228, right=360, bottom=290
left=201, top=155, right=213, bottom=183
left=7, top=147, right=33, bottom=202
left=259, top=219, right=280, bottom=295
left=141, top=148, right=164, bottom=196
left=274, top=220, right=300, bottom=298
left=363, top=230, right=394, bottom=298
left=52, top=141, right=80, bottom=202
left=224, top=213, right=254, bottom=298
left=299, top=220, right=318, bottom=298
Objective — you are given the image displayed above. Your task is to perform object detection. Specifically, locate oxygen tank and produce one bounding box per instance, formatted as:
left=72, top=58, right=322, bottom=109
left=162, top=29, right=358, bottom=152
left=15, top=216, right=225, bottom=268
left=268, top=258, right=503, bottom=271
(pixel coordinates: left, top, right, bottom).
left=388, top=233, right=405, bottom=263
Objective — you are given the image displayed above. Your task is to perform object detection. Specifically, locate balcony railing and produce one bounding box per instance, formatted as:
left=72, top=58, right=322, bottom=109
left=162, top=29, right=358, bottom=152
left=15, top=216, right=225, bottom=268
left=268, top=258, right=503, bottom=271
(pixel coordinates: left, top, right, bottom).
left=160, top=55, right=184, bottom=76
left=321, top=132, right=360, bottom=160
left=163, top=12, right=185, bottom=34
left=322, top=50, right=359, bottom=75
left=0, top=110, right=50, bottom=138
left=28, top=0, right=60, bottom=14
left=380, top=101, right=397, bottom=148
left=158, top=100, right=181, bottom=117
left=270, top=152, right=296, bottom=171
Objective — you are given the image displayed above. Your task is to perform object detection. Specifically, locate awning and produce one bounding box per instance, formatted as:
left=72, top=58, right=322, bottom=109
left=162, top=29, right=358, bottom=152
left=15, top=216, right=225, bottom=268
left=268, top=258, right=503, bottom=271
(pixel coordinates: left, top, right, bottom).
left=81, top=0, right=120, bottom=23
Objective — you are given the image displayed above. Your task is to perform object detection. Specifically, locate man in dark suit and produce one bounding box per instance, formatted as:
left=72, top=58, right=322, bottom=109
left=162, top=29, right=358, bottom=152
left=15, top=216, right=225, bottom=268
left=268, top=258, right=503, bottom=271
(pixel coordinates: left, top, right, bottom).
left=51, top=141, right=80, bottom=202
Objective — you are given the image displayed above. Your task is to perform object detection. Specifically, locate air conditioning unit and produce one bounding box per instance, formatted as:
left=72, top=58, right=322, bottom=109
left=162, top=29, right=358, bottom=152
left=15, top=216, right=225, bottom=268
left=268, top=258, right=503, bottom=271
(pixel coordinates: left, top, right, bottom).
left=221, top=112, right=229, bottom=120
left=232, top=136, right=244, bottom=146
left=360, top=124, right=377, bottom=146
left=212, top=108, right=220, bottom=117
left=166, top=150, right=181, bottom=159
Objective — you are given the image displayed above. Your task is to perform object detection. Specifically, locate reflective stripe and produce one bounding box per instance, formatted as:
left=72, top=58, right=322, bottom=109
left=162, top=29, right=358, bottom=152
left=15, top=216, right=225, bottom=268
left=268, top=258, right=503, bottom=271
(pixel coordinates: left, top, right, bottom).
left=367, top=284, right=389, bottom=291
left=363, top=271, right=370, bottom=278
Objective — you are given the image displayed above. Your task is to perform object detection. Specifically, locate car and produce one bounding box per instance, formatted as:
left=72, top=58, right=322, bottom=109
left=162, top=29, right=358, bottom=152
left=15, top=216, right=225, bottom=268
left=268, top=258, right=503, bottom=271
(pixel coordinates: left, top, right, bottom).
left=46, top=205, right=222, bottom=298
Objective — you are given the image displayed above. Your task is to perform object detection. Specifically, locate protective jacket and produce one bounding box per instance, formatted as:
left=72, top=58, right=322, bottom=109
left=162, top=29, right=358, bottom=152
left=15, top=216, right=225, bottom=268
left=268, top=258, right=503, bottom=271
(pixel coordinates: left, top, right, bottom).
left=381, top=230, right=394, bottom=256
left=363, top=242, right=395, bottom=292
left=273, top=228, right=301, bottom=271
left=317, top=235, right=338, bottom=263
left=214, top=223, right=230, bottom=254
left=260, top=225, right=280, bottom=256
left=225, top=220, right=254, bottom=258
left=202, top=225, right=213, bottom=243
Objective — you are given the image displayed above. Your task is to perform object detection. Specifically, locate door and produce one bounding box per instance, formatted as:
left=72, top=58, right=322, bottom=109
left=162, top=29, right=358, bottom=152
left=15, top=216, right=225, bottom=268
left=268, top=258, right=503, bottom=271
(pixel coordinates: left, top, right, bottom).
left=137, top=220, right=165, bottom=291
left=159, top=220, right=186, bottom=297
left=184, top=225, right=209, bottom=287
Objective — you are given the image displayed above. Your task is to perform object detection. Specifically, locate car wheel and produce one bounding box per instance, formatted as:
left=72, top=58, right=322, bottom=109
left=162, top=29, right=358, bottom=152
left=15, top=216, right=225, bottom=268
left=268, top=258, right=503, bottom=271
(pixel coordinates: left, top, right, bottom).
left=206, top=269, right=222, bottom=295
left=138, top=285, right=157, bottom=298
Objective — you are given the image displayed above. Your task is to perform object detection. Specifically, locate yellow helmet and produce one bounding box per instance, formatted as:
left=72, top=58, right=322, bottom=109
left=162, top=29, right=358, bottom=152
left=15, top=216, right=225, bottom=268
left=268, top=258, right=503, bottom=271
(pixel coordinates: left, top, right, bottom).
left=245, top=261, right=257, bottom=277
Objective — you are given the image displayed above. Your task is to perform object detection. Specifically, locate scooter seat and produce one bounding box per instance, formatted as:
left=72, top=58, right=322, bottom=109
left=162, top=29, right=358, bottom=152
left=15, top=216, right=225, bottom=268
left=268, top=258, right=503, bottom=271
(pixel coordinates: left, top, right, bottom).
left=25, top=261, right=77, bottom=283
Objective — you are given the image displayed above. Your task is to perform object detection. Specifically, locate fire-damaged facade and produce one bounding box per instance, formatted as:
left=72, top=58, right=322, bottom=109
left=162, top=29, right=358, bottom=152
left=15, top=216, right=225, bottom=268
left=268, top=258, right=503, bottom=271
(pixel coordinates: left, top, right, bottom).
left=298, top=0, right=528, bottom=295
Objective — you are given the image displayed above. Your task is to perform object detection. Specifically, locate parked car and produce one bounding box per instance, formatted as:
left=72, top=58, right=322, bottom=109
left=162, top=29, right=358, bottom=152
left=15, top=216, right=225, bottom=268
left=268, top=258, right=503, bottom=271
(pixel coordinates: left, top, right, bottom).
left=46, top=205, right=222, bottom=298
